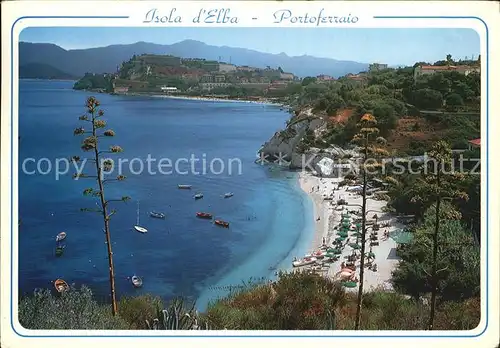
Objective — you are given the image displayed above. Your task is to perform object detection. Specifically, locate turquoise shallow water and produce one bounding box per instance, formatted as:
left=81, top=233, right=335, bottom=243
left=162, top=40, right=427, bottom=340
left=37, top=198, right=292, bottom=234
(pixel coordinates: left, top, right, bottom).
left=18, top=79, right=314, bottom=309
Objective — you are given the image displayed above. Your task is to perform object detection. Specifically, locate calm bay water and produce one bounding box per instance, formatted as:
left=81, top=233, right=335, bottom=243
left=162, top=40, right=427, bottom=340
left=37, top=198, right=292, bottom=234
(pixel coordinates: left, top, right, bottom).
left=18, top=80, right=314, bottom=310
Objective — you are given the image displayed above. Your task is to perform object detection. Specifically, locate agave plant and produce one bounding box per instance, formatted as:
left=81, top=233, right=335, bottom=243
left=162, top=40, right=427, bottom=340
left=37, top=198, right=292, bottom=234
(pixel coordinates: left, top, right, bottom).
left=145, top=298, right=210, bottom=330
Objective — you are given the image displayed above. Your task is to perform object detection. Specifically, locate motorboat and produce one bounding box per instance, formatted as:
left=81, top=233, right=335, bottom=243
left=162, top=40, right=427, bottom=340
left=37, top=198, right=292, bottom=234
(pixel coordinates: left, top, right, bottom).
left=131, top=275, right=143, bottom=288
left=54, top=279, right=69, bottom=293
left=196, top=212, right=213, bottom=219
left=194, top=193, right=204, bottom=200
left=149, top=211, right=166, bottom=219
left=223, top=192, right=234, bottom=198
left=292, top=256, right=317, bottom=267
left=178, top=185, right=192, bottom=189
left=55, top=232, right=67, bottom=242
left=214, top=219, right=229, bottom=228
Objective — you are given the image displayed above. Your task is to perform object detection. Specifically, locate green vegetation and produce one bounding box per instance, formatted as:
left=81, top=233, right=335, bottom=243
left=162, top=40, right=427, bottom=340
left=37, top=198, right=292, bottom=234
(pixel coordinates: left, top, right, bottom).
left=392, top=204, right=480, bottom=302
left=19, top=272, right=480, bottom=330
left=73, top=73, right=114, bottom=91
left=285, top=55, right=480, bottom=153
left=19, top=286, right=129, bottom=330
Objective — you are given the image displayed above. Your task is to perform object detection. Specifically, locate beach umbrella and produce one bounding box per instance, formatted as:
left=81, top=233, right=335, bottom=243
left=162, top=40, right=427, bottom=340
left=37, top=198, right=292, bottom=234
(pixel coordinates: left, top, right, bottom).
left=335, top=236, right=346, bottom=242
left=332, top=248, right=342, bottom=255
left=349, top=243, right=361, bottom=249
left=366, top=251, right=376, bottom=258
left=338, top=232, right=348, bottom=238
left=341, top=281, right=357, bottom=288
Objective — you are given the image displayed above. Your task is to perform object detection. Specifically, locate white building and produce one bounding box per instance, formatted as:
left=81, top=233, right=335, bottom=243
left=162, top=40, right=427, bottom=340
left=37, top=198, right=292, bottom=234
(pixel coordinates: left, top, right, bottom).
left=200, top=82, right=232, bottom=90
left=218, top=63, right=237, bottom=73
left=280, top=72, right=295, bottom=80
left=160, top=86, right=178, bottom=93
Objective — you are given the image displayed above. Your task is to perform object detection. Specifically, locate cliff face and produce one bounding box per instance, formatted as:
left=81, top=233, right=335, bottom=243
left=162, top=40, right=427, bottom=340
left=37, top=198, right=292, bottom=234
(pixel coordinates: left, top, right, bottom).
left=259, top=109, right=325, bottom=168
left=259, top=108, right=359, bottom=173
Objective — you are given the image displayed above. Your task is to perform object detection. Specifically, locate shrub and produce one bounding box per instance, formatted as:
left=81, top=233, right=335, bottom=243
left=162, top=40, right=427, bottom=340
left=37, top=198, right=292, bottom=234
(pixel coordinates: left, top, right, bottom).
left=19, top=286, right=129, bottom=330
left=118, top=294, right=164, bottom=329
left=204, top=271, right=346, bottom=330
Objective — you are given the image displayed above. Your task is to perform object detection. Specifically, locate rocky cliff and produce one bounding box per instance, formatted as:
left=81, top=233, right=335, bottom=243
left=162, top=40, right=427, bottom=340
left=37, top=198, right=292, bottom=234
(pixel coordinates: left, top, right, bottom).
left=258, top=108, right=358, bottom=173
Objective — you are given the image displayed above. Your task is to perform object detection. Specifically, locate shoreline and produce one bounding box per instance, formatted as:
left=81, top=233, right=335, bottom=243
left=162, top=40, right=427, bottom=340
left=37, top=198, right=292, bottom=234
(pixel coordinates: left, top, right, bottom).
left=151, top=94, right=284, bottom=106
left=72, top=86, right=287, bottom=107
left=296, top=170, right=403, bottom=292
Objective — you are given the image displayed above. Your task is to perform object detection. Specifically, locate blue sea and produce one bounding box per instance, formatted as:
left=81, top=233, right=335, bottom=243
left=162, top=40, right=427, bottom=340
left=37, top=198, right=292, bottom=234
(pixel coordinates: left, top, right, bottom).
left=18, top=80, right=314, bottom=311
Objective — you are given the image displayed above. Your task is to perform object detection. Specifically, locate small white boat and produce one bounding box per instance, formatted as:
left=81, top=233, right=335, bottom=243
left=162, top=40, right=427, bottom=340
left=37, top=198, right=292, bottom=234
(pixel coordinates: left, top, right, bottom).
left=55, top=232, right=67, bottom=242
left=131, top=275, right=143, bottom=288
left=149, top=211, right=166, bottom=219
left=194, top=193, right=204, bottom=200
left=134, top=201, right=148, bottom=233
left=292, top=256, right=317, bottom=267
left=134, top=226, right=148, bottom=233
left=224, top=192, right=234, bottom=198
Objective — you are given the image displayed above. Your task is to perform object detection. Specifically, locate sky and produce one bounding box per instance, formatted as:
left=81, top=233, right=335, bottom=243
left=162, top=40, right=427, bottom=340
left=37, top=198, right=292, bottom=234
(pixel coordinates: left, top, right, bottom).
left=20, top=27, right=480, bottom=66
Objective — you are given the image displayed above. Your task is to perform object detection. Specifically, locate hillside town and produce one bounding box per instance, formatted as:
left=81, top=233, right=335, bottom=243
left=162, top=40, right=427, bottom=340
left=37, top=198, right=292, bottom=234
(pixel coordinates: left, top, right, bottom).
left=73, top=53, right=481, bottom=98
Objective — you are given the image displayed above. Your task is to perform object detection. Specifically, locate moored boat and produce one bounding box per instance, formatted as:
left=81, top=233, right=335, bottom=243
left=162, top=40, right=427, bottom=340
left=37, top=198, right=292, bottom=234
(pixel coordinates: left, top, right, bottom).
left=224, top=192, right=234, bottom=198
left=178, top=184, right=192, bottom=189
left=149, top=211, right=166, bottom=219
left=196, top=212, right=213, bottom=219
left=131, top=275, right=143, bottom=288
left=54, top=279, right=69, bottom=293
left=55, top=232, right=67, bottom=242
left=55, top=243, right=65, bottom=257
left=134, top=225, right=148, bottom=233
left=214, top=219, right=229, bottom=228
left=292, top=256, right=317, bottom=267
left=134, top=201, right=148, bottom=233
left=305, top=250, right=326, bottom=259
left=194, top=193, right=204, bottom=200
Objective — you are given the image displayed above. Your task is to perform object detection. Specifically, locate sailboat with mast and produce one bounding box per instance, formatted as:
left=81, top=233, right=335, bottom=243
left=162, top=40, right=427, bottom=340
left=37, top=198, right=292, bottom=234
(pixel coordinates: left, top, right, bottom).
left=134, top=201, right=148, bottom=233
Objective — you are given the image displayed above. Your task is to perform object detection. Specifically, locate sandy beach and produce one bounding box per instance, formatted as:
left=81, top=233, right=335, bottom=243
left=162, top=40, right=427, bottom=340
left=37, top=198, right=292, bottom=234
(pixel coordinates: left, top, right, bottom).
left=296, top=171, right=403, bottom=292
left=152, top=94, right=282, bottom=106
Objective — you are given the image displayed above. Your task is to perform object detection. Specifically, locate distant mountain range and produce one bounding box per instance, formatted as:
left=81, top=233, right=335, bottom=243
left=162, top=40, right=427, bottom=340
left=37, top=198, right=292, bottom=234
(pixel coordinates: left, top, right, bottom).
left=20, top=63, right=78, bottom=80
left=19, top=40, right=369, bottom=78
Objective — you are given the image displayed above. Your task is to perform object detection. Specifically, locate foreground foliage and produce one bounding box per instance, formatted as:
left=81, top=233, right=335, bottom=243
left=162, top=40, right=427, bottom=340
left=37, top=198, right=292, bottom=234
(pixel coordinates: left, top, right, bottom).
left=204, top=272, right=345, bottom=330
left=19, top=272, right=480, bottom=330
left=391, top=205, right=480, bottom=302
left=19, top=286, right=128, bottom=330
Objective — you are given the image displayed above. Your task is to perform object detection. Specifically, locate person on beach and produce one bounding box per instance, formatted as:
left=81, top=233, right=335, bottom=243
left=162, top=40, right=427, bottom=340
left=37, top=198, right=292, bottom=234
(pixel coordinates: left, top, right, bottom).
left=383, top=229, right=389, bottom=240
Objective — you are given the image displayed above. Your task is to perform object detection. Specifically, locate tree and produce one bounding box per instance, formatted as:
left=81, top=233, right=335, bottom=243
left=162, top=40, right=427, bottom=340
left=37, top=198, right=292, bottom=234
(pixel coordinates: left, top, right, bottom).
left=73, top=96, right=130, bottom=315
left=392, top=203, right=480, bottom=301
left=412, top=88, right=443, bottom=110
left=301, top=76, right=317, bottom=86
left=408, top=140, right=469, bottom=330
left=446, top=54, right=453, bottom=65
left=372, top=102, right=397, bottom=135
left=350, top=113, right=389, bottom=329
left=445, top=93, right=464, bottom=111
